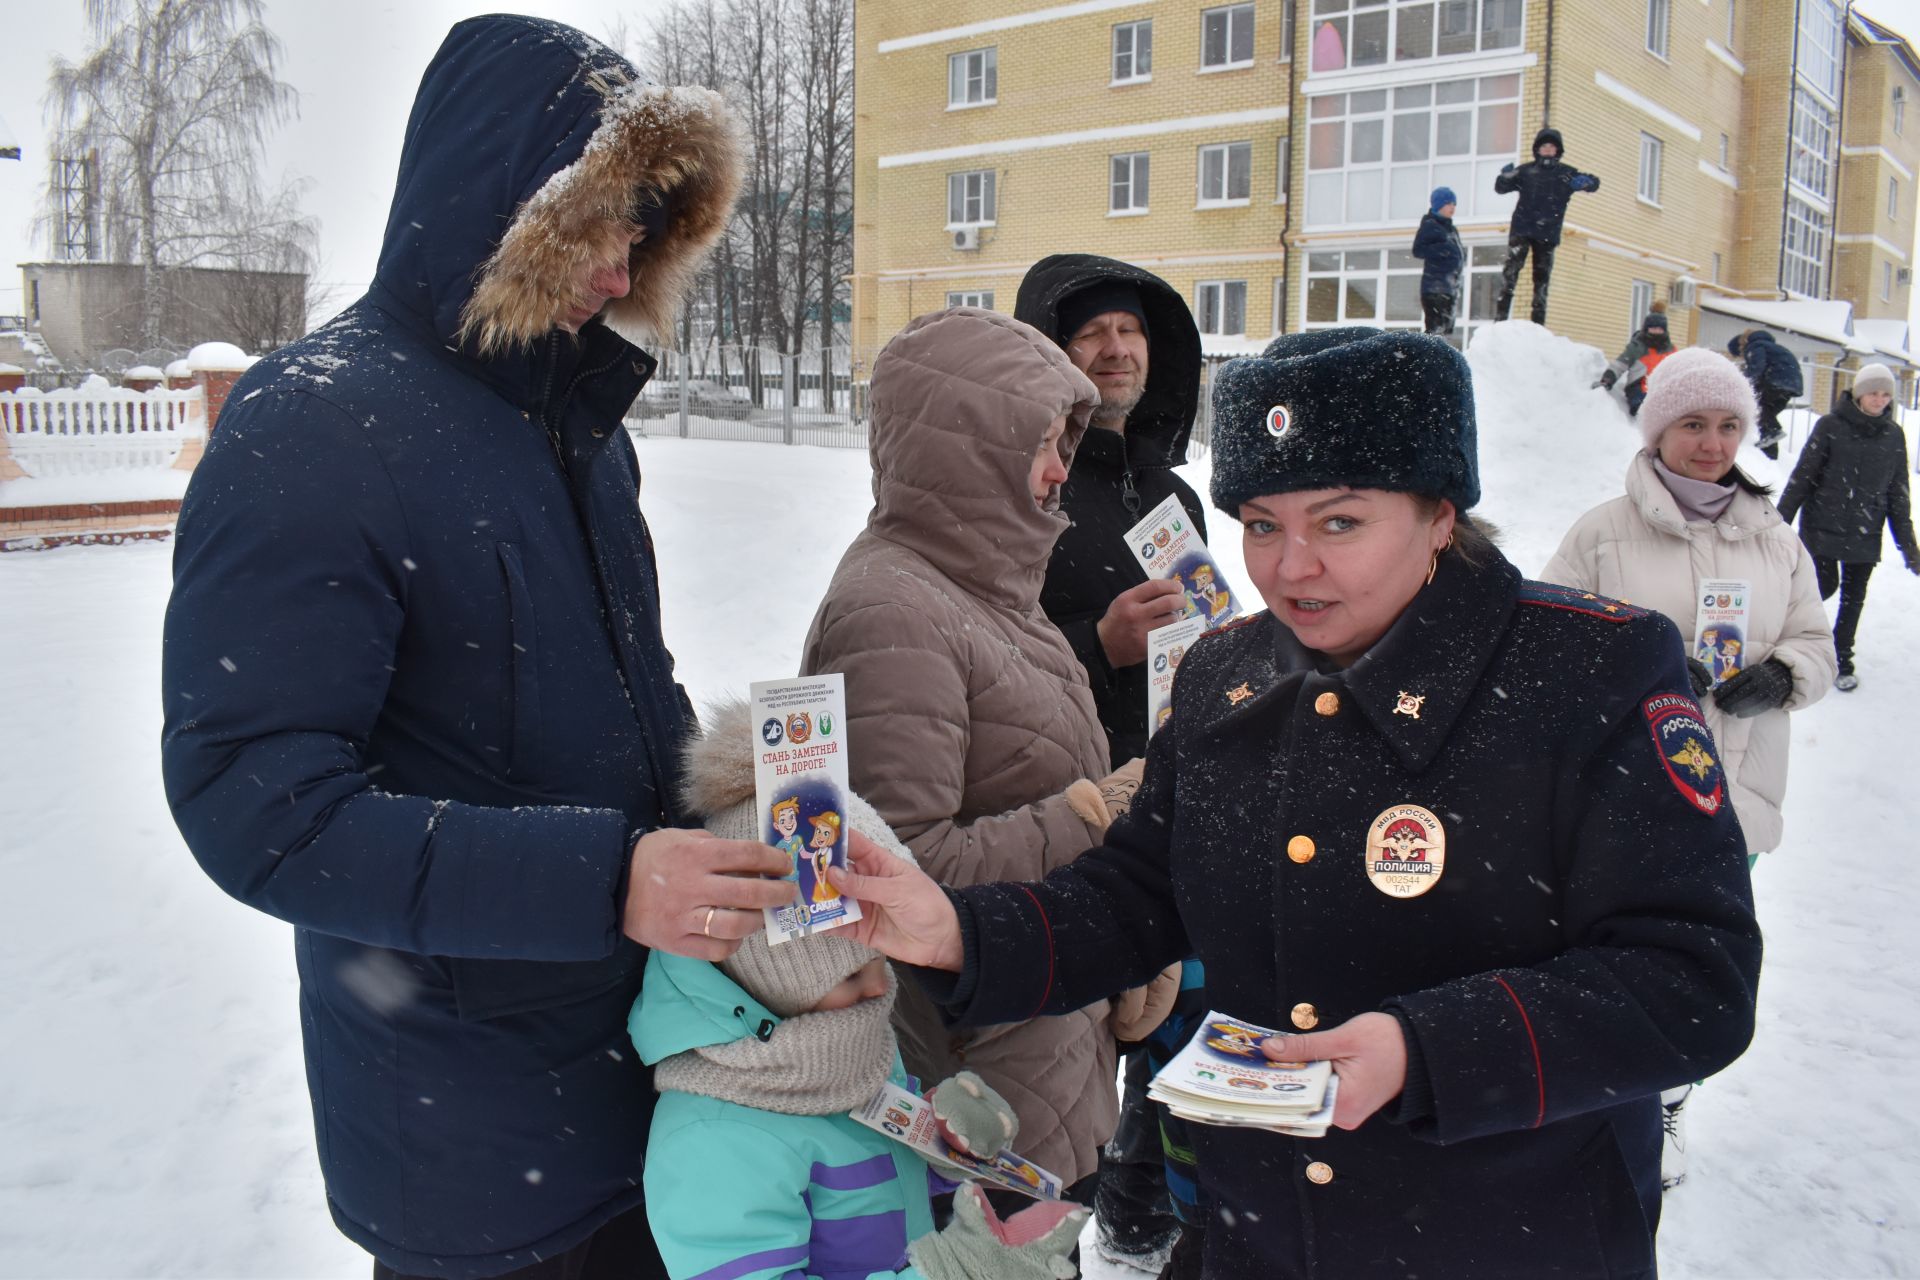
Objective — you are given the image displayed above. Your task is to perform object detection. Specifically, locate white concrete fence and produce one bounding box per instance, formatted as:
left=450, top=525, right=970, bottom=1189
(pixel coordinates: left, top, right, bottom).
left=1, top=381, right=206, bottom=478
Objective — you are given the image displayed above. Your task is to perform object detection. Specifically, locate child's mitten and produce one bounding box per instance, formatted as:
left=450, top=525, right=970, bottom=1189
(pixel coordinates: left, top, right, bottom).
left=908, top=1184, right=1087, bottom=1280
left=929, top=1070, right=1016, bottom=1157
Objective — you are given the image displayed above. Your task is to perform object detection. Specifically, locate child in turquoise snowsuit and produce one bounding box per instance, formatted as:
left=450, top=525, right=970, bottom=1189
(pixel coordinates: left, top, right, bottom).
left=629, top=701, right=1087, bottom=1280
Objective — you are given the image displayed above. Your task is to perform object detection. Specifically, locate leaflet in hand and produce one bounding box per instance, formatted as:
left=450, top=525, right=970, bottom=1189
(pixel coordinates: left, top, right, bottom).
left=1692, top=578, right=1753, bottom=686
left=850, top=1079, right=1066, bottom=1201
left=750, top=675, right=861, bottom=945
left=1147, top=1011, right=1336, bottom=1137
left=1123, top=494, right=1240, bottom=629
left=1146, top=615, right=1207, bottom=740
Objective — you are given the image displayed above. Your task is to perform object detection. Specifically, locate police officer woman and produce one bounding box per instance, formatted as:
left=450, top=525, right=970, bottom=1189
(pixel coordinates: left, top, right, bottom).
left=830, top=328, right=1763, bottom=1280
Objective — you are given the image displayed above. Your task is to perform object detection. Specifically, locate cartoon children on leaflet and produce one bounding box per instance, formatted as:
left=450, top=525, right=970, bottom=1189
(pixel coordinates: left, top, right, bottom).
left=806, top=810, right=845, bottom=917
left=1184, top=563, right=1235, bottom=625
left=771, top=797, right=807, bottom=871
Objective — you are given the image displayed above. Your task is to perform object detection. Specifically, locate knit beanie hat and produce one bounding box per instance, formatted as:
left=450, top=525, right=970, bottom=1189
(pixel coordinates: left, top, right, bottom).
left=1853, top=362, right=1897, bottom=398
left=1642, top=311, right=1667, bottom=333
left=1208, top=327, right=1480, bottom=514
left=1635, top=347, right=1758, bottom=450
left=1429, top=186, right=1457, bottom=213
left=1057, top=281, right=1149, bottom=346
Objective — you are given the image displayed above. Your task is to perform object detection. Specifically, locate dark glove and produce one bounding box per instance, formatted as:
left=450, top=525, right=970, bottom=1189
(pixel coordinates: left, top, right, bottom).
left=1571, top=174, right=1598, bottom=192
left=1712, top=657, right=1795, bottom=718
left=1500, top=162, right=1516, bottom=174
left=1598, top=370, right=1618, bottom=391
left=1686, top=657, right=1714, bottom=699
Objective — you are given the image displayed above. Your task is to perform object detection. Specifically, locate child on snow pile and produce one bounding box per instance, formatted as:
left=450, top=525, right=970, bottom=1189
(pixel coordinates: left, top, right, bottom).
left=1776, top=362, right=1920, bottom=692
left=1411, top=186, right=1465, bottom=336
left=1492, top=127, right=1599, bottom=327
left=1598, top=307, right=1674, bottom=416
left=1729, top=329, right=1805, bottom=459
left=629, top=700, right=1088, bottom=1280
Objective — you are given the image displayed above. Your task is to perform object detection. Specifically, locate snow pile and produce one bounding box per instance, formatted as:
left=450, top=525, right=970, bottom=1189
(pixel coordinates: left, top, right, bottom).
left=185, top=341, right=252, bottom=371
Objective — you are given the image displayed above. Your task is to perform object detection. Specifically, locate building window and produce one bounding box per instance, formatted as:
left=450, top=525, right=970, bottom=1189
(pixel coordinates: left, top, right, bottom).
left=1281, top=0, right=1297, bottom=60
left=1197, top=280, right=1249, bottom=335
left=948, top=48, right=997, bottom=107
left=1646, top=0, right=1669, bottom=58
left=1638, top=133, right=1663, bottom=204
left=1798, top=0, right=1843, bottom=100
left=1111, top=152, right=1150, bottom=213
left=1307, top=0, right=1522, bottom=73
left=1789, top=89, right=1835, bottom=199
left=1305, top=73, right=1521, bottom=228
left=1719, top=133, right=1730, bottom=169
left=1884, top=261, right=1895, bottom=302
left=1891, top=176, right=1901, bottom=221
left=947, top=290, right=995, bottom=309
left=1712, top=251, right=1723, bottom=283
left=1629, top=280, right=1654, bottom=332
left=1201, top=4, right=1256, bottom=70
left=1783, top=196, right=1829, bottom=296
left=947, top=170, right=997, bottom=226
left=1304, top=245, right=1505, bottom=337
left=1726, top=0, right=1737, bottom=49
left=1896, top=86, right=1907, bottom=136
left=1113, top=20, right=1152, bottom=83
left=1277, top=135, right=1291, bottom=200
left=1197, top=141, right=1253, bottom=205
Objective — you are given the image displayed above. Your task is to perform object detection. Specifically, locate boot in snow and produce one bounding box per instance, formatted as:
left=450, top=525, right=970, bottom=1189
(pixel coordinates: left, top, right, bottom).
left=1660, top=1084, right=1692, bottom=1190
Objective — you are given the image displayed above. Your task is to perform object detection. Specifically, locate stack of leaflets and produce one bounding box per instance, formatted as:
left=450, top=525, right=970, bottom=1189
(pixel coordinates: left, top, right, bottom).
left=750, top=675, right=862, bottom=945
left=1125, top=494, right=1240, bottom=630
left=1148, top=1011, right=1338, bottom=1138
left=850, top=1080, right=1066, bottom=1201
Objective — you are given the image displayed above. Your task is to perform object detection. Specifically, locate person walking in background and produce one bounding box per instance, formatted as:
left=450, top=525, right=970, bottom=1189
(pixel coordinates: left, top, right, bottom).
left=1730, top=329, right=1804, bottom=459
left=1777, top=362, right=1920, bottom=691
left=1411, top=187, right=1465, bottom=336
left=1014, top=255, right=1211, bottom=1273
left=1598, top=307, right=1674, bottom=417
left=1492, top=128, right=1599, bottom=326
left=1543, top=347, right=1834, bottom=1188
left=800, top=307, right=1173, bottom=1227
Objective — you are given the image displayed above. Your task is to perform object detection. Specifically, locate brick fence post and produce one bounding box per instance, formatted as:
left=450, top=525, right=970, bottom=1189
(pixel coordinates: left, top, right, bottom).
left=174, top=342, right=254, bottom=472
left=0, top=364, right=25, bottom=481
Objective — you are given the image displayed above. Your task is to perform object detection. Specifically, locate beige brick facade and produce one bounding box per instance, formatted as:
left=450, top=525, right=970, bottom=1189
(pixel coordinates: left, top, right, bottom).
left=852, top=0, right=1920, bottom=385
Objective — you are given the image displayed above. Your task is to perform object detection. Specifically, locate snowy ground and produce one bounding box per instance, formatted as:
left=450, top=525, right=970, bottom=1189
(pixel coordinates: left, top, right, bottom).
left=3, top=323, right=1917, bottom=1278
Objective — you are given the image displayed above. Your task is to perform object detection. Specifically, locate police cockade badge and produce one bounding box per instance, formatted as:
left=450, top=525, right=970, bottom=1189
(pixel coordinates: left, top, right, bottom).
left=1365, top=804, right=1446, bottom=899
left=1393, top=691, right=1425, bottom=719
left=1266, top=405, right=1292, bottom=439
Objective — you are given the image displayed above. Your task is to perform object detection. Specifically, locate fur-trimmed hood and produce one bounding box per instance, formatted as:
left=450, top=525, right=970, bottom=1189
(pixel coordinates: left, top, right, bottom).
left=372, top=16, right=740, bottom=364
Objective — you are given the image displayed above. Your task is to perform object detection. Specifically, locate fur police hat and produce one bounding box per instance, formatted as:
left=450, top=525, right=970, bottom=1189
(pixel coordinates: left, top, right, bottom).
left=1208, top=327, right=1480, bottom=515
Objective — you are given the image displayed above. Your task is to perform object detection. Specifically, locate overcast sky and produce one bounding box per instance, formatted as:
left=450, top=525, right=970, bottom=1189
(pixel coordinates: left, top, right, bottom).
left=5, top=0, right=1920, bottom=336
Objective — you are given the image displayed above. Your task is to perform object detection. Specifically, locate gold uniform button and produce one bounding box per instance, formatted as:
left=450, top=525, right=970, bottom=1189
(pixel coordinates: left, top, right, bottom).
left=1314, top=691, right=1340, bottom=716
left=1291, top=1002, right=1319, bottom=1030
left=1306, top=1161, right=1334, bottom=1185
left=1286, top=835, right=1316, bottom=864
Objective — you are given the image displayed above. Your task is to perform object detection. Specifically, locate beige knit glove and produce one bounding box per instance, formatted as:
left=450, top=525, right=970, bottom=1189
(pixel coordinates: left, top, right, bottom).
left=1064, top=758, right=1145, bottom=833
left=1111, top=962, right=1182, bottom=1043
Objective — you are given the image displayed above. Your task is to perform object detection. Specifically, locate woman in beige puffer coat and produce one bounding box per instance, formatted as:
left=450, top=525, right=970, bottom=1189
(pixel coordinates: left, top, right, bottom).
left=801, top=307, right=1149, bottom=1195
left=1544, top=347, right=1835, bottom=857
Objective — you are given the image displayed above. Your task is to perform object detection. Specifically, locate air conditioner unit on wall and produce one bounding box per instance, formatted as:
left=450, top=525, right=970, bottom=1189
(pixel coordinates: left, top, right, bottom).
left=952, top=226, right=981, bottom=251
left=1900, top=267, right=1913, bottom=285
left=1668, top=278, right=1697, bottom=308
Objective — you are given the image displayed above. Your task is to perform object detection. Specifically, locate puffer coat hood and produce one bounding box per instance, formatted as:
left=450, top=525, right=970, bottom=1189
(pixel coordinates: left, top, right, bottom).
left=1542, top=451, right=1836, bottom=851
left=868, top=307, right=1099, bottom=609
left=1533, top=127, right=1565, bottom=158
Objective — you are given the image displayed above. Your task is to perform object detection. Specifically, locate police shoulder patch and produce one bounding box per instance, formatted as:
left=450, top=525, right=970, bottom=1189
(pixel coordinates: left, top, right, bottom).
left=1517, top=580, right=1649, bottom=624
left=1642, top=693, right=1726, bottom=816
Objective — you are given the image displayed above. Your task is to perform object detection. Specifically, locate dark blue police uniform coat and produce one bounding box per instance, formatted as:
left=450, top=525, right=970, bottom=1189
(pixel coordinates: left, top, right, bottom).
left=934, top=550, right=1762, bottom=1279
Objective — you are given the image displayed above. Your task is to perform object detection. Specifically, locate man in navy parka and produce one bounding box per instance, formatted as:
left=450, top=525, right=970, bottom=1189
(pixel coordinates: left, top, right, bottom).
left=160, top=17, right=791, bottom=1278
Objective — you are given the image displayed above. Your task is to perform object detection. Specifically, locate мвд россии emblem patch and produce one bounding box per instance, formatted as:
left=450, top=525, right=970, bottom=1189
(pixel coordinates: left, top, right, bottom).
left=1365, top=803, right=1446, bottom=899
left=1643, top=693, right=1724, bottom=815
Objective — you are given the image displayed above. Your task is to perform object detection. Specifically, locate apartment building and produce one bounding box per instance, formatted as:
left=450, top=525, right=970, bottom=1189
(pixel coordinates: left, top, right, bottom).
left=851, top=1, right=1920, bottom=392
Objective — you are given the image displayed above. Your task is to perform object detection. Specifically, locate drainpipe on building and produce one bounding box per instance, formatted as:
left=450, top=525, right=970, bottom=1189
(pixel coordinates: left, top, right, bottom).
left=1829, top=1, right=1855, bottom=302
left=1278, top=16, right=1296, bottom=335
left=1543, top=0, right=1556, bottom=126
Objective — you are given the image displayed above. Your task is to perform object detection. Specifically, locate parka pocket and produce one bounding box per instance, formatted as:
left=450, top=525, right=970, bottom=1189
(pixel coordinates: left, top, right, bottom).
left=496, top=542, right=541, bottom=779
left=451, top=949, right=644, bottom=1022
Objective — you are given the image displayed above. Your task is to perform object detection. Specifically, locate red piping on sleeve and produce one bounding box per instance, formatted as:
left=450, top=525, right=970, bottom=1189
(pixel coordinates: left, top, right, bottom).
left=1014, top=884, right=1056, bottom=1020
left=1493, top=975, right=1546, bottom=1129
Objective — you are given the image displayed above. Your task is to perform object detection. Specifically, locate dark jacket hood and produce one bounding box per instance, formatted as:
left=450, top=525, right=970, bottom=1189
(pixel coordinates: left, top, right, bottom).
left=371, top=16, right=740, bottom=386
left=1533, top=127, right=1565, bottom=159
left=1014, top=254, right=1203, bottom=468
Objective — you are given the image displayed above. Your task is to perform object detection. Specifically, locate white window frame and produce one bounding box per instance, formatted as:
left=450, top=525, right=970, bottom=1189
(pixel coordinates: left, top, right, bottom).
left=1301, top=243, right=1506, bottom=337
left=1884, top=261, right=1895, bottom=302
left=946, top=170, right=997, bottom=227
left=1646, top=0, right=1669, bottom=59
left=1200, top=3, right=1256, bottom=72
left=947, top=48, right=998, bottom=109
left=1302, top=0, right=1525, bottom=73
left=1712, top=251, right=1723, bottom=283
left=1303, top=73, right=1523, bottom=230
left=1798, top=0, right=1843, bottom=101
left=1638, top=133, right=1664, bottom=206
left=1112, top=19, right=1153, bottom=84
left=1280, top=0, right=1296, bottom=61
left=1891, top=176, right=1901, bottom=221
left=1719, top=133, right=1730, bottom=169
left=1196, top=279, right=1249, bottom=336
left=1726, top=0, right=1737, bottom=48
left=1276, top=134, right=1291, bottom=201
left=1197, top=140, right=1253, bottom=207
left=1783, top=196, right=1829, bottom=297
left=1896, top=86, right=1907, bottom=137
left=1789, top=88, right=1835, bottom=200
left=946, top=290, right=996, bottom=309
left=1628, top=280, right=1654, bottom=333
left=1111, top=151, right=1151, bottom=215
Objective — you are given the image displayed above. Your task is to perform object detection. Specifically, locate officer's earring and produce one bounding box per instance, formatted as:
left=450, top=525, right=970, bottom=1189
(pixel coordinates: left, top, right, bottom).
left=1425, top=532, right=1454, bottom=586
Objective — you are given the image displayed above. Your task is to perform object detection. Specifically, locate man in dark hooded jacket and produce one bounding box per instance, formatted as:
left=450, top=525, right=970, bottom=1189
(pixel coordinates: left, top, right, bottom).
left=161, top=18, right=796, bottom=1279
left=1015, top=255, right=1208, bottom=1272
left=1493, top=128, right=1600, bottom=326
left=1731, top=328, right=1805, bottom=458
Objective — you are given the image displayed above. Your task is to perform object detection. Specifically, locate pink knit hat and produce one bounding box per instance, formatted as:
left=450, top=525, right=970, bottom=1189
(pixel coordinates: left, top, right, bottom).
left=1636, top=347, right=1759, bottom=450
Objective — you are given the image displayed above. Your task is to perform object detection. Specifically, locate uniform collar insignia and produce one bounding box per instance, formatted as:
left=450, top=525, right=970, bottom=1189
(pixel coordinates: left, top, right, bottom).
left=1393, top=691, right=1425, bottom=719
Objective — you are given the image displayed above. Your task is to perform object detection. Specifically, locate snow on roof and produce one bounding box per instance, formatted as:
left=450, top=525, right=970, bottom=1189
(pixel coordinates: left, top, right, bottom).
left=0, top=109, right=19, bottom=161
left=1851, top=318, right=1915, bottom=367
left=186, top=342, right=254, bottom=371
left=1698, top=294, right=1875, bottom=354
left=1201, top=334, right=1271, bottom=359
left=164, top=359, right=192, bottom=379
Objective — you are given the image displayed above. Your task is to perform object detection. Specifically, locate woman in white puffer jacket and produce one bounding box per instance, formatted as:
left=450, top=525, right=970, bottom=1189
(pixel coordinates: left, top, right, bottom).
left=1543, top=347, right=1836, bottom=860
